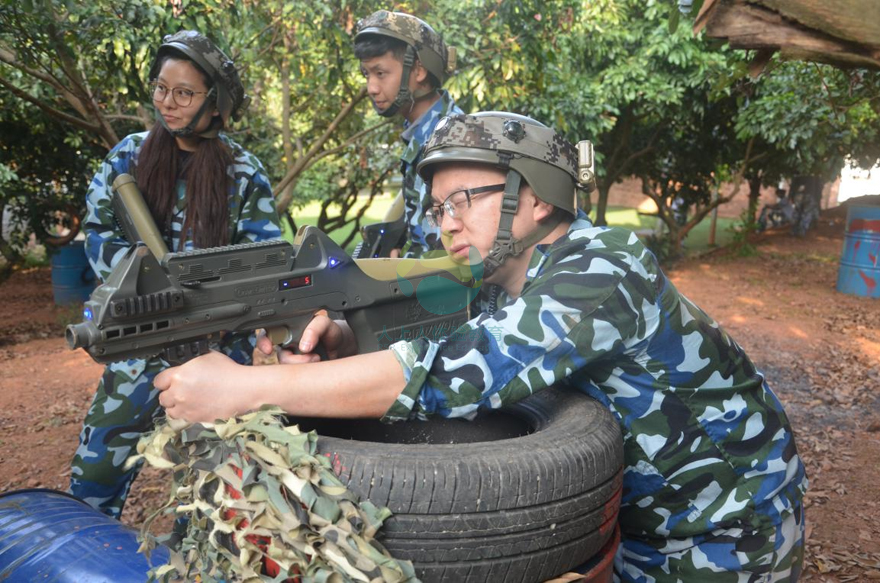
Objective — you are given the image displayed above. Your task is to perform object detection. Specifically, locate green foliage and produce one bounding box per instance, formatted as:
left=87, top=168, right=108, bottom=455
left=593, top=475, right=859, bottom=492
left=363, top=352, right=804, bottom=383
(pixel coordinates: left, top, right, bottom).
left=1, top=0, right=878, bottom=273
left=735, top=61, right=880, bottom=182
left=0, top=93, right=105, bottom=264
left=726, top=209, right=760, bottom=258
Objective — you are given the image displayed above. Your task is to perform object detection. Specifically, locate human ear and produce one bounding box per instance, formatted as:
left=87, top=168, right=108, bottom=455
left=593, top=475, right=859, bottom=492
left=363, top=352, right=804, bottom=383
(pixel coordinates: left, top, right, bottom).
left=532, top=195, right=555, bottom=223
left=411, top=60, right=429, bottom=86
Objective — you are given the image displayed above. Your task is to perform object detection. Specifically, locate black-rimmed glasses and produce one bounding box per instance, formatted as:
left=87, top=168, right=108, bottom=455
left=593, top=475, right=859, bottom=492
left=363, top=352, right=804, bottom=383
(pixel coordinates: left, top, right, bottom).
left=425, top=183, right=506, bottom=228
left=149, top=81, right=211, bottom=107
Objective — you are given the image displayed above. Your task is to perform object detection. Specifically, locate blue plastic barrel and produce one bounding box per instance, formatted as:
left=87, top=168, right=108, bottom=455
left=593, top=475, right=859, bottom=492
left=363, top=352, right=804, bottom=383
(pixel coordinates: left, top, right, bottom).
left=836, top=205, right=880, bottom=298
left=50, top=241, right=97, bottom=305
left=0, top=489, right=170, bottom=582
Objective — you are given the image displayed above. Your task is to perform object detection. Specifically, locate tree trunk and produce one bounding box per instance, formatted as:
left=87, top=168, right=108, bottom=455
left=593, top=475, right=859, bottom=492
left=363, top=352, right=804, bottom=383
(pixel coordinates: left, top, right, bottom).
left=594, top=182, right=610, bottom=226
left=747, top=175, right=763, bottom=226
left=0, top=235, right=22, bottom=285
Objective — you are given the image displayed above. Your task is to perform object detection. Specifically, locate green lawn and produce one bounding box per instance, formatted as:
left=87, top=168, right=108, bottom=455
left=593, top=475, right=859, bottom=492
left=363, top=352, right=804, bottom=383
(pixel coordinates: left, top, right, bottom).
left=286, top=196, right=738, bottom=257
left=601, top=207, right=738, bottom=255
left=282, top=195, right=396, bottom=252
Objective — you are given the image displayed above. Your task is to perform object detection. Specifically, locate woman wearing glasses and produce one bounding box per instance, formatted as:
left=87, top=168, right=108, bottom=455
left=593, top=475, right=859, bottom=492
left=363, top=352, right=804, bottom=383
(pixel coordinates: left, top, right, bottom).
left=69, top=31, right=282, bottom=518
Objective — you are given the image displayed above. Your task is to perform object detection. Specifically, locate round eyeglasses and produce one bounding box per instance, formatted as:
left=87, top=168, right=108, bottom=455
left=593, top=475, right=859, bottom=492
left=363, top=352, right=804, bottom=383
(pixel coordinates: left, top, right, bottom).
left=425, top=183, right=506, bottom=228
left=149, top=81, right=211, bottom=107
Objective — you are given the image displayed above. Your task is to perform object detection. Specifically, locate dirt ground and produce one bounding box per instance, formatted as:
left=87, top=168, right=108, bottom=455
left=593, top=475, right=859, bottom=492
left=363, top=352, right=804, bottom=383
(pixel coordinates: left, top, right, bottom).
left=0, top=208, right=878, bottom=581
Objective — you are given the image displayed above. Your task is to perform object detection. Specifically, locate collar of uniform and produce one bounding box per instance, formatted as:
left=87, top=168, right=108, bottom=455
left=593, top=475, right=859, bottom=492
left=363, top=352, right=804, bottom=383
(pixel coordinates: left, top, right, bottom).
left=523, top=211, right=593, bottom=285
left=400, top=89, right=455, bottom=145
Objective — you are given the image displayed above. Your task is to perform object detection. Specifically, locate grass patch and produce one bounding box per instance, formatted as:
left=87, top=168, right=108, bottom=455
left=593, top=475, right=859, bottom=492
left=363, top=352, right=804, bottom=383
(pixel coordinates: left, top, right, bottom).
left=800, top=253, right=838, bottom=264
left=282, top=199, right=738, bottom=257
left=281, top=195, right=396, bottom=252
left=588, top=207, right=738, bottom=257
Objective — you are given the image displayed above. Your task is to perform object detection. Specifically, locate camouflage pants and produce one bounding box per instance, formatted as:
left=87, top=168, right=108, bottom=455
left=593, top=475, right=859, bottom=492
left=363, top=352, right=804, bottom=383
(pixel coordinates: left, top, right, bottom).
left=68, top=359, right=166, bottom=518
left=615, top=504, right=805, bottom=582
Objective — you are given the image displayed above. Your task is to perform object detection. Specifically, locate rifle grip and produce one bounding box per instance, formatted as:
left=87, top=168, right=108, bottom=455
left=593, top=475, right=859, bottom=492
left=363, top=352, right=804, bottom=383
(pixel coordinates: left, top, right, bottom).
left=264, top=325, right=329, bottom=362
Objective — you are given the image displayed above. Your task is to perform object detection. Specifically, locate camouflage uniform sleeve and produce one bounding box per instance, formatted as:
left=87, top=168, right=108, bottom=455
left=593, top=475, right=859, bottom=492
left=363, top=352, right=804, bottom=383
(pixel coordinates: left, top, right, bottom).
left=228, top=148, right=283, bottom=245
left=384, top=229, right=653, bottom=421
left=83, top=135, right=144, bottom=281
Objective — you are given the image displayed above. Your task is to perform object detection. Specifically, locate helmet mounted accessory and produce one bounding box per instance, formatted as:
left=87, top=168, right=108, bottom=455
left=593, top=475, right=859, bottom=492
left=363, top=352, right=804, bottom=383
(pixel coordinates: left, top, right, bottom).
left=149, top=30, right=249, bottom=139
left=355, top=11, right=456, bottom=118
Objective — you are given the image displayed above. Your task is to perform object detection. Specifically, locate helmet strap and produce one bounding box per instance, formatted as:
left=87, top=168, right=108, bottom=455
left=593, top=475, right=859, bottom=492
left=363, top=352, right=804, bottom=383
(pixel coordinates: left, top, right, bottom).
left=375, top=45, right=420, bottom=118
left=483, top=169, right=564, bottom=278
left=483, top=169, right=521, bottom=277
left=154, top=87, right=220, bottom=139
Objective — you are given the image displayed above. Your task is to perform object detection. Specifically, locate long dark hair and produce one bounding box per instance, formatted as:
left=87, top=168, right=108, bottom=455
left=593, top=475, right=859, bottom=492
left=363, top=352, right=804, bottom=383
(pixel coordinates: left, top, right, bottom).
left=134, top=55, right=232, bottom=250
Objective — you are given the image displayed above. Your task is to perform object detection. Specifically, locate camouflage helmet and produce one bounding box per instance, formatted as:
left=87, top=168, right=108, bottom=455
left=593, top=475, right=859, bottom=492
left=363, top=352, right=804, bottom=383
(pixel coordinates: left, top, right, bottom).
left=355, top=11, right=456, bottom=86
left=149, top=30, right=249, bottom=129
left=417, top=112, right=580, bottom=216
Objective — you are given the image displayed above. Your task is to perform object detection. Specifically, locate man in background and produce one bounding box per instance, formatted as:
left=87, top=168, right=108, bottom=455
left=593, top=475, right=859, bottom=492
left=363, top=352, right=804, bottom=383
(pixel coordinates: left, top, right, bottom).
left=354, top=10, right=463, bottom=257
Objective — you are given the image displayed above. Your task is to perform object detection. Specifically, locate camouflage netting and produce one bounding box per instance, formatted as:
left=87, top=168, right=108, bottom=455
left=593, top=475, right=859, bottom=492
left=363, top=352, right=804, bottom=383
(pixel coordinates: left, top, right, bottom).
left=129, top=408, right=418, bottom=583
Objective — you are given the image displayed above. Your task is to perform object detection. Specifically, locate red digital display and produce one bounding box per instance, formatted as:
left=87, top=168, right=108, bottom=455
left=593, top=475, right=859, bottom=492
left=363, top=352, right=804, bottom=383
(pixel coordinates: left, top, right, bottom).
left=279, top=275, right=312, bottom=290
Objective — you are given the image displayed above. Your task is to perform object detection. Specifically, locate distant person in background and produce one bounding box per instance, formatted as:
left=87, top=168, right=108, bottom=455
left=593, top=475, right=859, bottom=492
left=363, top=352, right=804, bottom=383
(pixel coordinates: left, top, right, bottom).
left=354, top=10, right=463, bottom=257
left=758, top=186, right=795, bottom=232
left=790, top=176, right=823, bottom=236
left=68, top=30, right=282, bottom=518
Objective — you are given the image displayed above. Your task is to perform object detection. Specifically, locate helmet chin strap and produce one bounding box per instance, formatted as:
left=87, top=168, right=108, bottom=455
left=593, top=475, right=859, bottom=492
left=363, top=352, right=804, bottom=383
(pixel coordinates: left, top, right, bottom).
left=482, top=168, right=563, bottom=279
left=155, top=87, right=221, bottom=140
left=374, top=46, right=437, bottom=118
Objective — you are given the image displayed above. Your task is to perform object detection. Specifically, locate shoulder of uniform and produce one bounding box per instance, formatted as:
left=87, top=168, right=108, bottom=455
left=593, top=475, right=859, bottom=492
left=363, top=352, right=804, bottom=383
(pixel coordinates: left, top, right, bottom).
left=553, top=224, right=645, bottom=270
left=221, top=134, right=264, bottom=173
left=108, top=131, right=148, bottom=155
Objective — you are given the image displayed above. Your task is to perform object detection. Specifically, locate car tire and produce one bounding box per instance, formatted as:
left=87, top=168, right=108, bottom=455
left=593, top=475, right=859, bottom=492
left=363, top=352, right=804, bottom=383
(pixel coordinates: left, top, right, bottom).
left=296, top=386, right=623, bottom=583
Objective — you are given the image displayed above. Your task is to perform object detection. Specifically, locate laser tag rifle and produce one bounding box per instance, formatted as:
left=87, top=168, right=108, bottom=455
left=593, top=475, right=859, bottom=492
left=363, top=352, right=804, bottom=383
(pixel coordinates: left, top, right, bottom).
left=352, top=193, right=407, bottom=259
left=66, top=174, right=481, bottom=365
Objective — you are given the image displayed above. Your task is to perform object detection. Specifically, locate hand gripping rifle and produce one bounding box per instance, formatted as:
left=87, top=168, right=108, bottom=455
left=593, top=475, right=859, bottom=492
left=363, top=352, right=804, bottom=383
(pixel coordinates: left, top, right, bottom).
left=66, top=174, right=481, bottom=365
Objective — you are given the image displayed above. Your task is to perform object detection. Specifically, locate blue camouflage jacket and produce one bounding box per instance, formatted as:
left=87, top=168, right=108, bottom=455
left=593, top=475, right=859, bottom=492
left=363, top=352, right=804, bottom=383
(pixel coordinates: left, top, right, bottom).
left=386, top=216, right=807, bottom=541
left=399, top=90, right=463, bottom=258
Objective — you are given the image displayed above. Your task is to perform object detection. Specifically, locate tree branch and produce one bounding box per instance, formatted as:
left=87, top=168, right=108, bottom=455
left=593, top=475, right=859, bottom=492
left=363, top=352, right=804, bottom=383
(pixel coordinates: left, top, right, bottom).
left=680, top=139, right=769, bottom=234
left=45, top=21, right=117, bottom=146
left=310, top=119, right=393, bottom=165
left=274, top=87, right=369, bottom=212
left=0, top=45, right=68, bottom=95
left=105, top=114, right=148, bottom=123
left=0, top=76, right=101, bottom=133
left=613, top=135, right=659, bottom=182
